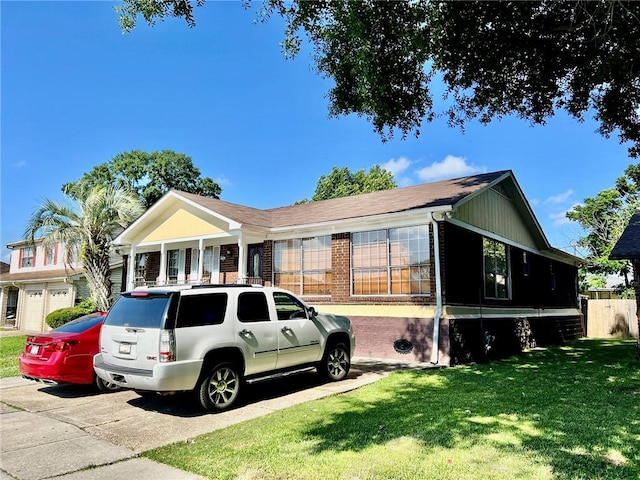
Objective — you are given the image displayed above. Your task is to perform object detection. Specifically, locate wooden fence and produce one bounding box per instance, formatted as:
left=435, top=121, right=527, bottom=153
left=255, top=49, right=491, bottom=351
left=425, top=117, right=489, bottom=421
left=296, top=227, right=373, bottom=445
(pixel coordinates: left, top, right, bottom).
left=587, top=299, right=639, bottom=339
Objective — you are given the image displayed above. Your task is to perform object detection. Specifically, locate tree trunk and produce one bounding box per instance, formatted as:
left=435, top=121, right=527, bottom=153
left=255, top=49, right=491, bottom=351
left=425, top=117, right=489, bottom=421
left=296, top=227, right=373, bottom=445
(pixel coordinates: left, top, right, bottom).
left=83, top=252, right=113, bottom=312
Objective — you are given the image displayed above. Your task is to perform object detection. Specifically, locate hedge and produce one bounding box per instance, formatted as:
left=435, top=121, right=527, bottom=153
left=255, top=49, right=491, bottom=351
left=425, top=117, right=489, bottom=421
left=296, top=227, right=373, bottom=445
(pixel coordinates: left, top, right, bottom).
left=45, top=299, right=97, bottom=329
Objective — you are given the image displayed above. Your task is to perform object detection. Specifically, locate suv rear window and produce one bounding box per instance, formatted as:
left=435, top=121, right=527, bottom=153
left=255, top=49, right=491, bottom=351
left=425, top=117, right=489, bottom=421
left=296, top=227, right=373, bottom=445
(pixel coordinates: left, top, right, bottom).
left=105, top=294, right=172, bottom=328
left=177, top=293, right=228, bottom=327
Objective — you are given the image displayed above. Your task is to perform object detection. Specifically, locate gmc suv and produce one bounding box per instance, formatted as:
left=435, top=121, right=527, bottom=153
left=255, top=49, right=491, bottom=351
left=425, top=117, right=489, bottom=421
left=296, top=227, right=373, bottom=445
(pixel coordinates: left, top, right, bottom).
left=94, top=284, right=355, bottom=412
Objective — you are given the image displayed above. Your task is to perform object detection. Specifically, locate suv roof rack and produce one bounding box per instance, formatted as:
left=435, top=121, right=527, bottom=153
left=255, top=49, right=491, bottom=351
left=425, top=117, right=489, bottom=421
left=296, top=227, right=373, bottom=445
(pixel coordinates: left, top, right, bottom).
left=191, top=283, right=259, bottom=289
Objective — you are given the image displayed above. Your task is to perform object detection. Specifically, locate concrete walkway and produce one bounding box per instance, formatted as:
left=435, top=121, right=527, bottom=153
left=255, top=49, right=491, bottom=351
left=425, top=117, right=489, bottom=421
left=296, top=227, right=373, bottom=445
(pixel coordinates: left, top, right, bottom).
left=1, top=356, right=430, bottom=480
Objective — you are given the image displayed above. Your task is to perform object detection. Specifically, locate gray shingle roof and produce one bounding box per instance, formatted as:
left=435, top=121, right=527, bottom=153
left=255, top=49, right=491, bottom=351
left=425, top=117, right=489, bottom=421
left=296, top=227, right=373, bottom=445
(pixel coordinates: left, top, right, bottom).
left=610, top=210, right=640, bottom=260
left=176, top=170, right=509, bottom=228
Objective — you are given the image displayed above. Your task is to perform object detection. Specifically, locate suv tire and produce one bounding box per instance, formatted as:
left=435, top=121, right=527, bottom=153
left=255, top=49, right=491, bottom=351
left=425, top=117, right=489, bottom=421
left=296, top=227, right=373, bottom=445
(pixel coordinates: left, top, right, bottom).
left=198, top=362, right=241, bottom=411
left=319, top=342, right=350, bottom=381
left=94, top=375, right=121, bottom=393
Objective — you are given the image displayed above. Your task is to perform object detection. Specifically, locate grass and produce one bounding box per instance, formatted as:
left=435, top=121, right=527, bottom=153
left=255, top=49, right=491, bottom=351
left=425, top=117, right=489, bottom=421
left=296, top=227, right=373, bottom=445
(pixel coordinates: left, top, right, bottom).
left=0, top=336, right=25, bottom=378
left=144, top=339, right=640, bottom=480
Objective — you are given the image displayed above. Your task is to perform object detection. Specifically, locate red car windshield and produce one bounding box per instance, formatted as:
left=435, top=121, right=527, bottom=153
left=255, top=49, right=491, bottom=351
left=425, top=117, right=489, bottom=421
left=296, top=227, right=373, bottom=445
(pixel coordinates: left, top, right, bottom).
left=54, top=313, right=104, bottom=333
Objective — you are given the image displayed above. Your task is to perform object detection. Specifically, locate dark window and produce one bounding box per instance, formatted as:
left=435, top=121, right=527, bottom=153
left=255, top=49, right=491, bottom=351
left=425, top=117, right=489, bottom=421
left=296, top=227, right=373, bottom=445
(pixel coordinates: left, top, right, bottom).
left=483, top=238, right=509, bottom=300
left=522, top=251, right=530, bottom=277
left=105, top=294, right=171, bottom=328
left=176, top=293, right=228, bottom=327
left=55, top=313, right=104, bottom=333
left=237, top=292, right=270, bottom=322
left=273, top=292, right=307, bottom=320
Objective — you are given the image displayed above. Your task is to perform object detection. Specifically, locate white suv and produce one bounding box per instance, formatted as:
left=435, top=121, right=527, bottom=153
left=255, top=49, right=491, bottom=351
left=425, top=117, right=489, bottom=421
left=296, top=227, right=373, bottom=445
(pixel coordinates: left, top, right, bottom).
left=94, top=284, right=355, bottom=411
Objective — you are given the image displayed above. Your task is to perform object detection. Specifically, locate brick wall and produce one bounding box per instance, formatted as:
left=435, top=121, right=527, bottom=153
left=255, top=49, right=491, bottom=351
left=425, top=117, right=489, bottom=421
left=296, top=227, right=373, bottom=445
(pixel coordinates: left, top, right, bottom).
left=350, top=316, right=450, bottom=365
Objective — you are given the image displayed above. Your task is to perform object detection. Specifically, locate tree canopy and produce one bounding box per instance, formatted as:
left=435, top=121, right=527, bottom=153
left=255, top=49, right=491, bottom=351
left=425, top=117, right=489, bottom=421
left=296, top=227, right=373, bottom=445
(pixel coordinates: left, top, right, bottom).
left=24, top=186, right=145, bottom=310
left=297, top=165, right=397, bottom=203
left=567, top=163, right=640, bottom=295
left=63, top=150, right=222, bottom=209
left=116, top=0, right=640, bottom=156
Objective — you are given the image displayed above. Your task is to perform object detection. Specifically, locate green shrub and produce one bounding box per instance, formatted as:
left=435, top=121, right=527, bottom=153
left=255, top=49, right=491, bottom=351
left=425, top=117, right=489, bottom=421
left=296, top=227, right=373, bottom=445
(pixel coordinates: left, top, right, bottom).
left=45, top=299, right=97, bottom=329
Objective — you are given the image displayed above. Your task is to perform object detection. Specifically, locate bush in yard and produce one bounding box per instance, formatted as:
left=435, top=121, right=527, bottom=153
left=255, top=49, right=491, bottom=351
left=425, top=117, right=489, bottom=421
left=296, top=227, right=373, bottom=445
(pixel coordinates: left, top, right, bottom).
left=45, top=299, right=97, bottom=329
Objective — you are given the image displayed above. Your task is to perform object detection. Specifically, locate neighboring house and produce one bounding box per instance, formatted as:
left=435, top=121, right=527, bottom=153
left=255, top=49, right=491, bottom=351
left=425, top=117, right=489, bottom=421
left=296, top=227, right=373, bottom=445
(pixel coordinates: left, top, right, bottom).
left=114, top=170, right=583, bottom=365
left=0, top=240, right=123, bottom=331
left=609, top=208, right=640, bottom=344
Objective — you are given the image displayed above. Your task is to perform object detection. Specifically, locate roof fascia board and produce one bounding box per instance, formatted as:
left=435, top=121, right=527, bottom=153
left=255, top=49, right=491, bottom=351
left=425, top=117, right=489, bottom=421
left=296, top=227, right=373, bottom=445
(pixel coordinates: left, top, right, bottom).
left=452, top=170, right=512, bottom=209
left=268, top=206, right=453, bottom=238
left=445, top=217, right=581, bottom=265
left=173, top=192, right=243, bottom=229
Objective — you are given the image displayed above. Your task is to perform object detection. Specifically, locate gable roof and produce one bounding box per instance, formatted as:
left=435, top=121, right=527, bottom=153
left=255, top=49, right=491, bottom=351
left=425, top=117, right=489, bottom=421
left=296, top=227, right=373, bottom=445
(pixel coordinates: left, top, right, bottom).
left=174, top=170, right=510, bottom=229
left=610, top=210, right=640, bottom=260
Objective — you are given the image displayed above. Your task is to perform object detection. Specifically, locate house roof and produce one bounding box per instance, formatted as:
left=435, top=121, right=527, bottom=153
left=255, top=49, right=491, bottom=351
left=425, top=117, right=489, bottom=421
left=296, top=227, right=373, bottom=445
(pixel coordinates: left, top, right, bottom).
left=174, top=170, right=510, bottom=229
left=0, top=267, right=85, bottom=284
left=609, top=210, right=640, bottom=260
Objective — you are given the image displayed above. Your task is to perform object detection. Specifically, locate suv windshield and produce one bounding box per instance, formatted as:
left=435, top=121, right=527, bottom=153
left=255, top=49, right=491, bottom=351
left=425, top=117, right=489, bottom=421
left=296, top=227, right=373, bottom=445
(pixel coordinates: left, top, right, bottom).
left=105, top=293, right=172, bottom=328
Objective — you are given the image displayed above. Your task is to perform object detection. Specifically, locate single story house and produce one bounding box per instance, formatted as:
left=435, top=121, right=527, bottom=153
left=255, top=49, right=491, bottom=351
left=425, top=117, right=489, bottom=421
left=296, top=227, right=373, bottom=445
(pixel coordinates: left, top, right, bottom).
left=114, top=170, right=583, bottom=365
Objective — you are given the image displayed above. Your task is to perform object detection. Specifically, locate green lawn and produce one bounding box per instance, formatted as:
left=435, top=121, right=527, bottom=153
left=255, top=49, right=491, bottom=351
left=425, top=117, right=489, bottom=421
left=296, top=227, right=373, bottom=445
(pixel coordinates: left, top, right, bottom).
left=145, top=339, right=640, bottom=480
left=0, top=336, right=25, bottom=378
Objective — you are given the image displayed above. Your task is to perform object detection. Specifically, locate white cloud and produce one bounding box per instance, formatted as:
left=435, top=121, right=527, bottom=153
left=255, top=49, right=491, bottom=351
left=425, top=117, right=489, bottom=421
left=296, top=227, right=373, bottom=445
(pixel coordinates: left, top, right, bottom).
left=214, top=175, right=232, bottom=187
left=416, top=155, right=486, bottom=182
left=544, top=189, right=574, bottom=205
left=530, top=198, right=540, bottom=207
left=549, top=203, right=581, bottom=227
left=381, top=157, right=411, bottom=176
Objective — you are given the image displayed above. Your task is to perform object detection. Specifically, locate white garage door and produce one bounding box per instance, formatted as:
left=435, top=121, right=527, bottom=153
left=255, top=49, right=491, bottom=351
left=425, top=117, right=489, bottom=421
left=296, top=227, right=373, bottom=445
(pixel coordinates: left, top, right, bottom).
left=47, top=285, right=73, bottom=316
left=24, top=288, right=45, bottom=332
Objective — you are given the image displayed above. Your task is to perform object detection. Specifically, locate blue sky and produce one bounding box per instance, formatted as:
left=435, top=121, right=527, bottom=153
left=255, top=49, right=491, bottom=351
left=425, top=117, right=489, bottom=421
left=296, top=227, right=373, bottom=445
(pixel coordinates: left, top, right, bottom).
left=1, top=1, right=634, bottom=263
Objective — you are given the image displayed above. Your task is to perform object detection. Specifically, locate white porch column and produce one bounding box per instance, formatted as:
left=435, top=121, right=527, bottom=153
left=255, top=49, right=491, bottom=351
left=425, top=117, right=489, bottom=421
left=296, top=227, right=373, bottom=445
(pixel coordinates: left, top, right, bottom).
left=237, top=233, right=247, bottom=284
left=159, top=243, right=167, bottom=286
left=127, top=246, right=137, bottom=291
left=197, top=238, right=205, bottom=283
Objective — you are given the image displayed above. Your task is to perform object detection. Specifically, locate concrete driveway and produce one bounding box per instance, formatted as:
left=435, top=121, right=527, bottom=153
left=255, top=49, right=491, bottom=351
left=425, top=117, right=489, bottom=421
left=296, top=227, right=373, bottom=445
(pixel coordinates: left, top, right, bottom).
left=1, top=359, right=419, bottom=480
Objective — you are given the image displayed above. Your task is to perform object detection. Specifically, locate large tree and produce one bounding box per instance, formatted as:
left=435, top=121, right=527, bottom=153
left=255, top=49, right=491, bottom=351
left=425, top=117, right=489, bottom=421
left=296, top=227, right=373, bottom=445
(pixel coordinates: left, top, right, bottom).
left=116, top=0, right=640, bottom=156
left=567, top=163, right=640, bottom=295
left=63, top=150, right=222, bottom=209
left=297, top=165, right=397, bottom=203
left=24, top=186, right=145, bottom=311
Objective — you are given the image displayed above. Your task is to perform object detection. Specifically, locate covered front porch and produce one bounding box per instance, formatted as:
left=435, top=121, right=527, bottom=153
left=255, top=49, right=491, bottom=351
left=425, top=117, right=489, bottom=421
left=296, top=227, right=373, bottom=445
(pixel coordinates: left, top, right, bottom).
left=123, top=238, right=267, bottom=290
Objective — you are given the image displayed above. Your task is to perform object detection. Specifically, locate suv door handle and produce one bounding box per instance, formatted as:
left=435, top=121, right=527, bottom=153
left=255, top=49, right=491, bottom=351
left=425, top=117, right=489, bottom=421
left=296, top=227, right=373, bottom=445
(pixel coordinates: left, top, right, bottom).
left=281, top=326, right=292, bottom=333
left=239, top=329, right=252, bottom=337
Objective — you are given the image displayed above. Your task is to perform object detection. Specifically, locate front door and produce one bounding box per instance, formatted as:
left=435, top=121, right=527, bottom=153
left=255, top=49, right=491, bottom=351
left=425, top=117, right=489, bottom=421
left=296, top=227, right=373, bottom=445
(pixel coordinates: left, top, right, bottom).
left=247, top=244, right=263, bottom=284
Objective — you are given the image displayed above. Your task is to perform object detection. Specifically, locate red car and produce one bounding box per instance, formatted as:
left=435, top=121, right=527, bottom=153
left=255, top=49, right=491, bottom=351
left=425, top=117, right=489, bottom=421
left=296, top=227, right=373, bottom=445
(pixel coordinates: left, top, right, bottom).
left=19, top=312, right=120, bottom=391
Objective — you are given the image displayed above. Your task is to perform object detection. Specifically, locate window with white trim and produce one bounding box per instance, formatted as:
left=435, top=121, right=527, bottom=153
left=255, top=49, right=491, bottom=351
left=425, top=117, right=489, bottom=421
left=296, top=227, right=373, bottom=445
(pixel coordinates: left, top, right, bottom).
left=273, top=236, right=332, bottom=295
left=167, top=249, right=179, bottom=281
left=483, top=237, right=510, bottom=299
left=45, top=244, right=56, bottom=266
left=21, top=247, right=34, bottom=268
left=352, top=226, right=430, bottom=295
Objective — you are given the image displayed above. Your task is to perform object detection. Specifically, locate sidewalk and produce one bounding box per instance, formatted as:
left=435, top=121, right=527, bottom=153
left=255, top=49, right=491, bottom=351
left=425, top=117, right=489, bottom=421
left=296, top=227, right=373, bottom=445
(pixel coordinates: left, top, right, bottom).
left=1, top=357, right=429, bottom=480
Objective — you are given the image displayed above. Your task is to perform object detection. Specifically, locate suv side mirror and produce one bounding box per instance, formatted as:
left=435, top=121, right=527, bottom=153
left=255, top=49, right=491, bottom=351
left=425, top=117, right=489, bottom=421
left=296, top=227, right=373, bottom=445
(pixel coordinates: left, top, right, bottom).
left=308, top=306, right=317, bottom=318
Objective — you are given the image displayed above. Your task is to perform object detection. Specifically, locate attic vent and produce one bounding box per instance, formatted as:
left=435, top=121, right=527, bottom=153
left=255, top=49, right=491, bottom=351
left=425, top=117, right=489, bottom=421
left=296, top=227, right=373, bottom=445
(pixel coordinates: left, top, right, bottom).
left=491, top=183, right=512, bottom=199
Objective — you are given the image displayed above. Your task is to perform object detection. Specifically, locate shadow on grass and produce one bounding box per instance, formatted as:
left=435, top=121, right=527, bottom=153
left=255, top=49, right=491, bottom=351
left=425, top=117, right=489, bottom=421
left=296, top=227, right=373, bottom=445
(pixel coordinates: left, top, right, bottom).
left=304, top=339, right=640, bottom=479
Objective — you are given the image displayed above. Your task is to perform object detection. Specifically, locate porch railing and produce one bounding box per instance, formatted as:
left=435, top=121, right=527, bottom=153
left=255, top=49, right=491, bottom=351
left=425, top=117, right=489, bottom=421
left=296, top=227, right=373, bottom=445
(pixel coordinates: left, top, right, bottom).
left=133, top=276, right=264, bottom=288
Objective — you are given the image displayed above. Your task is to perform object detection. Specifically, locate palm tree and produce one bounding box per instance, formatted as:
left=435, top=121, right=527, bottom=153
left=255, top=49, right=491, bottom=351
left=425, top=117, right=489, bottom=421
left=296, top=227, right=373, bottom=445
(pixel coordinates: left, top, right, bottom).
left=24, top=186, right=145, bottom=311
